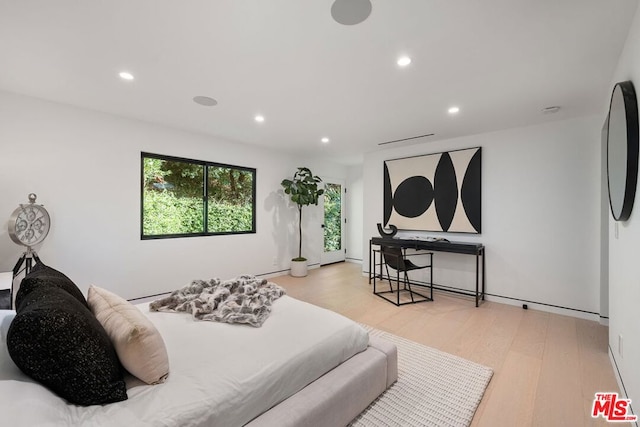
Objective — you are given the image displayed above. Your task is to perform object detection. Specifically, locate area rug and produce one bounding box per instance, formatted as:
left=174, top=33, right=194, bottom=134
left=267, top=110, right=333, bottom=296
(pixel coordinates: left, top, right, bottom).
left=350, top=326, right=493, bottom=427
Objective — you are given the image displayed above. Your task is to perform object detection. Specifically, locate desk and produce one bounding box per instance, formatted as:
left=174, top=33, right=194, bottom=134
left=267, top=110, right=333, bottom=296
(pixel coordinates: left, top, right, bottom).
left=369, top=237, right=485, bottom=307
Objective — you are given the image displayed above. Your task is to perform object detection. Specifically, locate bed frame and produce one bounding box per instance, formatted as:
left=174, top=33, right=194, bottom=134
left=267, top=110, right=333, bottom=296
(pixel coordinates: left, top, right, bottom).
left=246, top=335, right=398, bottom=426
left=1, top=297, right=397, bottom=427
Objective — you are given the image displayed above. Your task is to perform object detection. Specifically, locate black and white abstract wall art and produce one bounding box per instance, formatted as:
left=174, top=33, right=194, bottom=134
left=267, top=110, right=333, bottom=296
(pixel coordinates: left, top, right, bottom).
left=383, top=147, right=481, bottom=233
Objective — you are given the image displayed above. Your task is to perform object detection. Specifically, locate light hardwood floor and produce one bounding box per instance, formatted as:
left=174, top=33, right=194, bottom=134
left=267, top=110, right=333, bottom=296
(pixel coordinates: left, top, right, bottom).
left=270, top=262, right=619, bottom=427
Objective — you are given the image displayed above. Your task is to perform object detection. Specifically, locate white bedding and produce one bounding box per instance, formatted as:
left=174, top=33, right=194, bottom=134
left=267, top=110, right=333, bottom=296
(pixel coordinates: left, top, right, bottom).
left=0, top=296, right=369, bottom=426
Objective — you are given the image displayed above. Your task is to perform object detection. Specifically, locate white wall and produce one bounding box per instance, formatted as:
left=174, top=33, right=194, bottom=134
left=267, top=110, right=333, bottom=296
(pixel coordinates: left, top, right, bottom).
left=0, top=91, right=345, bottom=299
left=608, top=4, right=640, bottom=411
left=363, top=116, right=603, bottom=317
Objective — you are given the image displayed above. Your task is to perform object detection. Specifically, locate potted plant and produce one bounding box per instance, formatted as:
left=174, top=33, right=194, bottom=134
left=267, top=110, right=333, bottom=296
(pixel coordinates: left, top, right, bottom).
left=281, top=167, right=324, bottom=277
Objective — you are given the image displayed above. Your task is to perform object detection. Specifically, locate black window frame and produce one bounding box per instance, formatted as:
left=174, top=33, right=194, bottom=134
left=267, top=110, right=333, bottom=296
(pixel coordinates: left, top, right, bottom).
left=140, top=152, right=256, bottom=240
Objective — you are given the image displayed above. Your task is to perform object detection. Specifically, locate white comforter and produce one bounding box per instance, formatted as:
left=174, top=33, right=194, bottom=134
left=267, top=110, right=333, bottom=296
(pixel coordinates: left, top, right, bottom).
left=0, top=296, right=369, bottom=426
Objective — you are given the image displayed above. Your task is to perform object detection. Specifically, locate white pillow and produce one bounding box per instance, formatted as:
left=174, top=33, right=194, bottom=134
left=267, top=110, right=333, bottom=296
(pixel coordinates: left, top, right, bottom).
left=87, top=286, right=169, bottom=385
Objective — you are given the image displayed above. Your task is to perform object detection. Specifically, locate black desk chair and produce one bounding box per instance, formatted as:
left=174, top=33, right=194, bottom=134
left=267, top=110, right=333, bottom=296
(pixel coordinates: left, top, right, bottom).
left=376, top=246, right=433, bottom=306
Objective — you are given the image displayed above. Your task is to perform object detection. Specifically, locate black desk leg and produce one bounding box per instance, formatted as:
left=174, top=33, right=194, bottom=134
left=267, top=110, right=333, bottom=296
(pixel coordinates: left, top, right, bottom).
left=475, top=252, right=479, bottom=307
left=379, top=251, right=383, bottom=291
left=372, top=245, right=377, bottom=294
left=430, top=253, right=433, bottom=301
left=482, top=248, right=486, bottom=301
left=368, top=240, right=372, bottom=284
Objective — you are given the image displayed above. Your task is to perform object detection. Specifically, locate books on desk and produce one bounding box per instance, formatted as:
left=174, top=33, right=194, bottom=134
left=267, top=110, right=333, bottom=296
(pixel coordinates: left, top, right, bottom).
left=424, top=237, right=449, bottom=243
left=402, top=236, right=450, bottom=243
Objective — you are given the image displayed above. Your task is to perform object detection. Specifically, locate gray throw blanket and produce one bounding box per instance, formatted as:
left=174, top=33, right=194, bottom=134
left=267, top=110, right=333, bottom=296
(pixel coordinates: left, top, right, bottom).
left=149, top=275, right=286, bottom=327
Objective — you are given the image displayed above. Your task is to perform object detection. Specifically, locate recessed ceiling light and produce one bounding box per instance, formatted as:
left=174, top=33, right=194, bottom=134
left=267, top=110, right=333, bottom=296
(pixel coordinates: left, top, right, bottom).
left=397, top=56, right=412, bottom=67
left=255, top=115, right=265, bottom=123
left=448, top=106, right=460, bottom=114
left=193, top=96, right=218, bottom=107
left=321, top=137, right=330, bottom=144
left=118, top=71, right=134, bottom=81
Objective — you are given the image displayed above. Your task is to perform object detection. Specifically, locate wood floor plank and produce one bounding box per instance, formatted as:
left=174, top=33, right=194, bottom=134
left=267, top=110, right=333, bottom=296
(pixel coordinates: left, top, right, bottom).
left=576, top=319, right=619, bottom=397
left=474, top=351, right=541, bottom=427
left=510, top=309, right=549, bottom=360
left=439, top=305, right=497, bottom=361
left=531, top=315, right=585, bottom=427
left=471, top=304, right=522, bottom=370
left=576, top=319, right=621, bottom=427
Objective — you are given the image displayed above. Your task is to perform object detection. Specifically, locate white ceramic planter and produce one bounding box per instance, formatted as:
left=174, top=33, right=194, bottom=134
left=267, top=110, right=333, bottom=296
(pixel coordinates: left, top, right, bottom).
left=290, top=259, right=308, bottom=277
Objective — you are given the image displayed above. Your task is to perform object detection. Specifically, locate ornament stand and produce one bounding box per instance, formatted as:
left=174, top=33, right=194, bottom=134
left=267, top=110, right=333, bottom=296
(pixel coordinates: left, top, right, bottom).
left=11, top=247, right=41, bottom=309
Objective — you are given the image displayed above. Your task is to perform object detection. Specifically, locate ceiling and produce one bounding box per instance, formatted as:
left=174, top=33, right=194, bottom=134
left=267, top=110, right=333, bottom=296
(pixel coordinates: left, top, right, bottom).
left=0, top=0, right=637, bottom=164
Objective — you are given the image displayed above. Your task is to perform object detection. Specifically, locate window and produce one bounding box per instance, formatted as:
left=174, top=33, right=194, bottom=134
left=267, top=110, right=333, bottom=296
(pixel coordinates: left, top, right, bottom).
left=141, top=152, right=256, bottom=239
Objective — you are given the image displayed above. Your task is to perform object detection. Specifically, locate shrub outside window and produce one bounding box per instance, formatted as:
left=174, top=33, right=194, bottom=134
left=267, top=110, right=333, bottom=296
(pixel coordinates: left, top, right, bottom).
left=141, top=152, right=256, bottom=239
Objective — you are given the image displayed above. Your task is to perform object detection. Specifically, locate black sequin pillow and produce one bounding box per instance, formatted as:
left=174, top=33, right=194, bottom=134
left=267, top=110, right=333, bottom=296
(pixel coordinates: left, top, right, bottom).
left=15, top=263, right=88, bottom=309
left=7, top=266, right=127, bottom=406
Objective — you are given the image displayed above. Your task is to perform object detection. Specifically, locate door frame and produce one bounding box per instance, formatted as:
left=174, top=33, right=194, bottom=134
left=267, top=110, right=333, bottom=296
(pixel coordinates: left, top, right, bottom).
left=320, top=178, right=346, bottom=265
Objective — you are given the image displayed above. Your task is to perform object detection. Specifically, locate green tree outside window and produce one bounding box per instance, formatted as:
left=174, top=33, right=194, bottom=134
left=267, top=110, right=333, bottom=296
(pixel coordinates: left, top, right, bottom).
left=141, top=153, right=255, bottom=238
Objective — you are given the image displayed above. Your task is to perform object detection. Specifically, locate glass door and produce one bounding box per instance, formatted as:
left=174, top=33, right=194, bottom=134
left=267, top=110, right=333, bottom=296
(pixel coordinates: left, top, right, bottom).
left=321, top=180, right=345, bottom=265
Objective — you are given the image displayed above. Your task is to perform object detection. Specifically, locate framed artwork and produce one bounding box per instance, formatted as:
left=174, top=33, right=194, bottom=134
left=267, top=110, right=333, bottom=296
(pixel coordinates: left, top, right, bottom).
left=383, top=147, right=481, bottom=233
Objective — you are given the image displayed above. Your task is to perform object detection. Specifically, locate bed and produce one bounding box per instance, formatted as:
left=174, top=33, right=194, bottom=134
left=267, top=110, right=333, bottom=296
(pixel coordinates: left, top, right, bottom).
left=0, top=294, right=397, bottom=426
